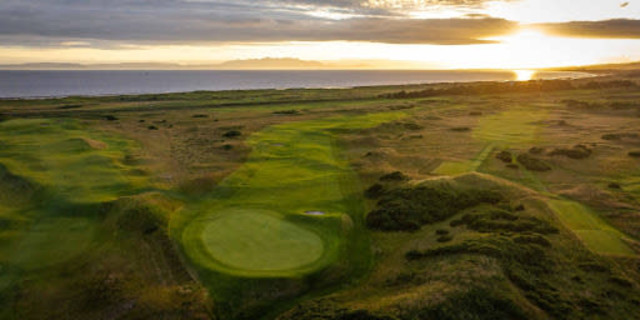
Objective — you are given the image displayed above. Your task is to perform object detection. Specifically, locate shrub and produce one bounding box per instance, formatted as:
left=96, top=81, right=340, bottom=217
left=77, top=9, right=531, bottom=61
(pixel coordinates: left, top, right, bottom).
left=147, top=125, right=158, bottom=130
left=549, top=145, right=592, bottom=159
left=379, top=171, right=408, bottom=182
left=602, top=133, right=639, bottom=140
left=436, top=229, right=450, bottom=235
left=366, top=183, right=503, bottom=231
left=364, top=183, right=385, bottom=199
left=517, top=154, right=551, bottom=171
left=513, top=235, right=552, bottom=248
left=629, top=151, right=640, bottom=158
left=496, top=151, right=512, bottom=163
left=529, top=147, right=545, bottom=154
left=415, top=287, right=527, bottom=320
left=223, top=130, right=242, bottom=138
left=104, top=115, right=118, bottom=121
left=608, top=182, right=621, bottom=189
left=437, top=235, right=454, bottom=243
left=273, top=109, right=301, bottom=115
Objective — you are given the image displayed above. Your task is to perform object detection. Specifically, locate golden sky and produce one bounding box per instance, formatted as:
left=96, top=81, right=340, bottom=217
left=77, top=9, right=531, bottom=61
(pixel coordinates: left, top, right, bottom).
left=1, top=0, right=639, bottom=69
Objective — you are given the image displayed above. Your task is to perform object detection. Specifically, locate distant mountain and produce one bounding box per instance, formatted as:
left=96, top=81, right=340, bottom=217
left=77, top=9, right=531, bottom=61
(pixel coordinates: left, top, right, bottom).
left=0, top=63, right=87, bottom=70
left=0, top=58, right=327, bottom=70
left=216, top=58, right=325, bottom=70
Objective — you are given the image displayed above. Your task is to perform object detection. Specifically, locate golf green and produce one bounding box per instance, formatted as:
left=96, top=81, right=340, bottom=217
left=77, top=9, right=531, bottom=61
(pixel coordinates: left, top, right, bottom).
left=200, top=209, right=324, bottom=272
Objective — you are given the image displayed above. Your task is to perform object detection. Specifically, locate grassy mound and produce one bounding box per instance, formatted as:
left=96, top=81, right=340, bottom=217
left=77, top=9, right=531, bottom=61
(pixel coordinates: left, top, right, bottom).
left=366, top=177, right=503, bottom=232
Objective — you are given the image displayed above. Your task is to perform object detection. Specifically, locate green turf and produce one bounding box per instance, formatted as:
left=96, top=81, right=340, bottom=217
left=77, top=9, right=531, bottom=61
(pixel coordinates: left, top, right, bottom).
left=0, top=118, right=152, bottom=271
left=9, top=217, right=97, bottom=270
left=433, top=143, right=495, bottom=176
left=0, top=119, right=151, bottom=204
left=472, top=109, right=549, bottom=146
left=181, top=112, right=406, bottom=278
left=548, top=200, right=635, bottom=257
left=200, top=209, right=324, bottom=272
left=434, top=108, right=549, bottom=176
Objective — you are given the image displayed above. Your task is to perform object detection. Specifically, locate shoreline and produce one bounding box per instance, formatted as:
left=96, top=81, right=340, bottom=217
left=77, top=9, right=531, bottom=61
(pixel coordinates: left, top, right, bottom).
left=0, top=70, right=597, bottom=101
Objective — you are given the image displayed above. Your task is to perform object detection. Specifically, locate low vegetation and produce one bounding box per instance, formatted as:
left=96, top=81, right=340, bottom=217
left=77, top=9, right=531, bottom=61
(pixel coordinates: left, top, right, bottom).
left=2, top=73, right=640, bottom=319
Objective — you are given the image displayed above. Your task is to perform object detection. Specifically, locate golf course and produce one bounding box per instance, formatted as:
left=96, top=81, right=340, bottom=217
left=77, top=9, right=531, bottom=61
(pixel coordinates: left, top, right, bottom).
left=1, top=72, right=640, bottom=319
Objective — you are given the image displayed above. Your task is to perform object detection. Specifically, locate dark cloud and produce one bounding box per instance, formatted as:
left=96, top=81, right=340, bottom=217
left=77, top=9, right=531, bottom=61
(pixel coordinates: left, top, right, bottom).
left=0, top=0, right=516, bottom=46
left=536, top=19, right=640, bottom=39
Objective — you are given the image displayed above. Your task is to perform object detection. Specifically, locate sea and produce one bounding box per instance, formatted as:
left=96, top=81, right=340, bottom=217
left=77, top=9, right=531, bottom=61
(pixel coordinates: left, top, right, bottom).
left=0, top=70, right=592, bottom=99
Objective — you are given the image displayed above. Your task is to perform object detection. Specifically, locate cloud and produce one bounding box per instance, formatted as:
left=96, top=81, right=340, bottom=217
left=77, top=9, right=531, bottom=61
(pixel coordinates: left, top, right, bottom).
left=536, top=19, right=640, bottom=39
left=0, top=0, right=516, bottom=46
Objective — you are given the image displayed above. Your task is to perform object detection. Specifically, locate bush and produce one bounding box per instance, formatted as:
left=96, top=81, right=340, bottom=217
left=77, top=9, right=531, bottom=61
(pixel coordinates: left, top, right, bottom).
left=513, top=235, right=552, bottom=247
left=223, top=130, right=242, bottom=138
left=273, top=109, right=301, bottom=115
left=436, top=229, right=450, bottom=235
left=517, top=154, right=551, bottom=171
left=549, top=145, right=592, bottom=159
left=437, top=235, right=454, bottom=243
left=529, top=147, right=545, bottom=154
left=365, top=183, right=385, bottom=199
left=496, top=151, right=512, bottom=163
left=629, top=151, right=640, bottom=158
left=415, top=287, right=527, bottom=320
left=147, top=125, right=158, bottom=130
left=379, top=171, right=408, bottom=182
left=602, top=133, right=638, bottom=140
left=366, top=183, right=503, bottom=231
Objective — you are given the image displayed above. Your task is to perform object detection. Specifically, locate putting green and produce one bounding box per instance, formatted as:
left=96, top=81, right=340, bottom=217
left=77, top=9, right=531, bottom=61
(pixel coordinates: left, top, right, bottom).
left=199, top=210, right=324, bottom=272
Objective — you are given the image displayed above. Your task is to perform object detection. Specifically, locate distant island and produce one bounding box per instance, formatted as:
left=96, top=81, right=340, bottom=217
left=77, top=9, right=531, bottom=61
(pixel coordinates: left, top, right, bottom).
left=0, top=58, right=436, bottom=70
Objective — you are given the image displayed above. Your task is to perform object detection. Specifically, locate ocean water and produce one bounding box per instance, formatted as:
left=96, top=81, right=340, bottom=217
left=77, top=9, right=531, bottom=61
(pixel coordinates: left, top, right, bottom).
left=0, top=70, right=590, bottom=98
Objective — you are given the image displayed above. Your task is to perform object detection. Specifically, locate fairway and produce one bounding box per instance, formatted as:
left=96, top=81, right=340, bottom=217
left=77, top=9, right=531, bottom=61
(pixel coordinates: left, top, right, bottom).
left=182, top=112, right=405, bottom=277
left=433, top=108, right=549, bottom=176
left=548, top=200, right=635, bottom=257
left=472, top=109, right=549, bottom=145
left=201, top=210, right=324, bottom=271
left=433, top=143, right=495, bottom=176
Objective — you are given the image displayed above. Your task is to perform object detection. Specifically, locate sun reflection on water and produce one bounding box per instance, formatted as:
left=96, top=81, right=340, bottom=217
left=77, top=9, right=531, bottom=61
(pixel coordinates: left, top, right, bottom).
left=513, top=69, right=536, bottom=81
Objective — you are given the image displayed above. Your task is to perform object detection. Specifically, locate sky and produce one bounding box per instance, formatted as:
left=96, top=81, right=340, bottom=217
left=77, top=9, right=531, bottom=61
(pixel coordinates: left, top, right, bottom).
left=1, top=0, right=639, bottom=69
